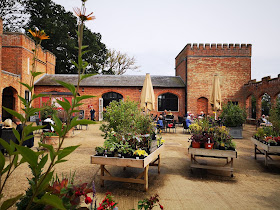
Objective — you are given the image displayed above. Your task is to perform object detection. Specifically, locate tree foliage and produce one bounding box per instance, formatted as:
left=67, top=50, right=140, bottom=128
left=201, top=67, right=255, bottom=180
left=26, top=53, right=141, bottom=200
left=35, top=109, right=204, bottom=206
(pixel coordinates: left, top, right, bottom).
left=22, top=0, right=107, bottom=74
left=0, top=0, right=27, bottom=32
left=101, top=49, right=140, bottom=75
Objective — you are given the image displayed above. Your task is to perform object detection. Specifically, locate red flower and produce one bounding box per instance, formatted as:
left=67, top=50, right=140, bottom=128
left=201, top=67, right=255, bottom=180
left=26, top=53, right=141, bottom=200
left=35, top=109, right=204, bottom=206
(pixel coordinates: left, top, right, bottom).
left=159, top=204, right=164, bottom=209
left=85, top=195, right=92, bottom=204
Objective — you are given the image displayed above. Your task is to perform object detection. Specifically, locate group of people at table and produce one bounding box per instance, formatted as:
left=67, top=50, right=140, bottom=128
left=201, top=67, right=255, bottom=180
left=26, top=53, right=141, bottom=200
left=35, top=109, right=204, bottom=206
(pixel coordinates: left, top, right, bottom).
left=155, top=110, right=205, bottom=132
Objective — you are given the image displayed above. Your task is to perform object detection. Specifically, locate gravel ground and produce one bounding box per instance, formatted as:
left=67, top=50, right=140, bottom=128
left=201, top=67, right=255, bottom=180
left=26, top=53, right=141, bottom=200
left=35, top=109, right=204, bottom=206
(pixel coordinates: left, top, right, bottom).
left=2, top=123, right=280, bottom=210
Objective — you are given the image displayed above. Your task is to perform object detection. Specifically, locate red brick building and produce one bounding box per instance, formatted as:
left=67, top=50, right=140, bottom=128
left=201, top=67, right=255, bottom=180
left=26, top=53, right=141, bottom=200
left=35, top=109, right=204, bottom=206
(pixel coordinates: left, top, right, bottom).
left=34, top=75, right=185, bottom=120
left=175, top=43, right=252, bottom=115
left=0, top=19, right=56, bottom=121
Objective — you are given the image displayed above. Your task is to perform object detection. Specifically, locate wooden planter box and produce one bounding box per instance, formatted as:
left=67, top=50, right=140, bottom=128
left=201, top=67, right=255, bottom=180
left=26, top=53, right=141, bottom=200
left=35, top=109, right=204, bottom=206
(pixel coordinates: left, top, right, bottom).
left=90, top=145, right=164, bottom=191
left=251, top=137, right=280, bottom=166
left=188, top=147, right=237, bottom=177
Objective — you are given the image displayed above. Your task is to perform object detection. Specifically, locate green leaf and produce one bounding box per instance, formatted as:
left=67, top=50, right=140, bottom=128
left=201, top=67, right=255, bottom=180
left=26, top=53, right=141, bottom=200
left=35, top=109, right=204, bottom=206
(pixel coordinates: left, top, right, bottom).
left=39, top=143, right=55, bottom=161
left=71, top=60, right=79, bottom=69
left=19, top=82, right=32, bottom=92
left=57, top=145, right=79, bottom=161
left=34, top=193, right=66, bottom=210
left=13, top=154, right=19, bottom=167
left=2, top=107, right=24, bottom=122
left=37, top=171, right=54, bottom=194
left=0, top=194, right=23, bottom=210
left=55, top=80, right=76, bottom=95
left=81, top=45, right=89, bottom=50
left=76, top=95, right=95, bottom=103
left=55, top=100, right=71, bottom=111
left=32, top=93, right=47, bottom=100
left=18, top=95, right=28, bottom=107
left=38, top=154, right=48, bottom=171
left=15, top=145, right=38, bottom=168
left=80, top=73, right=95, bottom=81
left=55, top=159, right=68, bottom=164
left=0, top=138, right=12, bottom=155
left=31, top=71, right=44, bottom=78
left=52, top=115, right=62, bottom=135
left=73, top=103, right=83, bottom=108
left=81, top=50, right=91, bottom=56
left=12, top=128, right=20, bottom=143
left=0, top=151, right=5, bottom=172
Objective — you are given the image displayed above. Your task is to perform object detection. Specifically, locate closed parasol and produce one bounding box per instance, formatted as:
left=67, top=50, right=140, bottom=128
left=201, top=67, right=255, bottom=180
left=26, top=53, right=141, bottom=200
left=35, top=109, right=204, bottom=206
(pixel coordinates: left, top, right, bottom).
left=210, top=74, right=222, bottom=119
left=140, top=73, right=155, bottom=112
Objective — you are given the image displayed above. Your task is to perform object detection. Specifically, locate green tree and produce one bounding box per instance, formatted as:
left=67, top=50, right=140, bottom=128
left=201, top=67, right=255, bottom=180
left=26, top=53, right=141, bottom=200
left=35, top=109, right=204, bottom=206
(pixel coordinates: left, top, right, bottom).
left=261, top=93, right=271, bottom=116
left=0, top=0, right=26, bottom=32
left=23, top=0, right=107, bottom=74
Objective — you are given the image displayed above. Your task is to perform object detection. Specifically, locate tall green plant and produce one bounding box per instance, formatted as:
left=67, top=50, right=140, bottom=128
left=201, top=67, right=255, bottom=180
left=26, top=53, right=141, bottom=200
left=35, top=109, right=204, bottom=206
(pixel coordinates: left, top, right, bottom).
left=270, top=102, right=280, bottom=134
left=220, top=102, right=247, bottom=127
left=0, top=1, right=95, bottom=209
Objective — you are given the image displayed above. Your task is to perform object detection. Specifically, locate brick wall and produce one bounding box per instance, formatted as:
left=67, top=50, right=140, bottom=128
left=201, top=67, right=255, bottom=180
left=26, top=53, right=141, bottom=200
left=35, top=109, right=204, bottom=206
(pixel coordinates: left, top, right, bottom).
left=34, top=85, right=185, bottom=121
left=242, top=75, right=280, bottom=119
left=0, top=19, right=56, bottom=121
left=176, top=43, right=251, bottom=116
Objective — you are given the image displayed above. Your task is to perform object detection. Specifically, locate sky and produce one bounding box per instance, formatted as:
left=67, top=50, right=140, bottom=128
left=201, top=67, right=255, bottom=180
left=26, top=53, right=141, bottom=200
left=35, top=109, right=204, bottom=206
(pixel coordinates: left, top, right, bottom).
left=53, top=0, right=280, bottom=81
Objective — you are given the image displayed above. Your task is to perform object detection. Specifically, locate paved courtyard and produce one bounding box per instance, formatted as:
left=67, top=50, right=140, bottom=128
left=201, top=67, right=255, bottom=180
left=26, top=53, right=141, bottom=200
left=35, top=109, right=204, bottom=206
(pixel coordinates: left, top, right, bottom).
left=3, top=123, right=280, bottom=209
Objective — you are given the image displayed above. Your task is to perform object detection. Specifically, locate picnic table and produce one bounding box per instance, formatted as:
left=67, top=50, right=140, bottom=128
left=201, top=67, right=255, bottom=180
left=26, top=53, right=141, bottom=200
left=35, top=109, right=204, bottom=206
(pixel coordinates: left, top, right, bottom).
left=91, top=145, right=164, bottom=191
left=188, top=147, right=237, bottom=177
left=251, top=137, right=280, bottom=166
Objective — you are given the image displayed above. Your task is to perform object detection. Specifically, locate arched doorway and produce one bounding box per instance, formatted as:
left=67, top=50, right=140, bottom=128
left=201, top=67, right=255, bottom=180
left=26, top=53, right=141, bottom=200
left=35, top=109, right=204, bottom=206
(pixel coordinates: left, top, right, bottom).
left=197, top=97, right=208, bottom=115
left=102, top=92, right=123, bottom=107
left=2, top=87, right=17, bottom=121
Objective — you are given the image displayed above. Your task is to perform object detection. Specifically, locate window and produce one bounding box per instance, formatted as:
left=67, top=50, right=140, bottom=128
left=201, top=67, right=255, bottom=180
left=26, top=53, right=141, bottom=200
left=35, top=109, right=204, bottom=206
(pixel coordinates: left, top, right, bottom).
left=158, top=93, right=178, bottom=112
left=228, top=101, right=238, bottom=106
left=102, top=92, right=123, bottom=107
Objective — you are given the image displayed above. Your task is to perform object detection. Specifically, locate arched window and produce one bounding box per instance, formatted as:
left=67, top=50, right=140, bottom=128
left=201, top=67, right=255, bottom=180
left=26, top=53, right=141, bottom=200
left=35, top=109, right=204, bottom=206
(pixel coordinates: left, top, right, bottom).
left=158, top=93, right=178, bottom=112
left=102, top=92, right=123, bottom=107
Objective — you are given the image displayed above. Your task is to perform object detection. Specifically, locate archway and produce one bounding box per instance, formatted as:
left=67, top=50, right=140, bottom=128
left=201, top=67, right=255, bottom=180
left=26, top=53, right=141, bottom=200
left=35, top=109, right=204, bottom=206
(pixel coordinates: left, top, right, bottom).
left=246, top=95, right=256, bottom=119
left=261, top=93, right=271, bottom=116
left=102, top=92, right=123, bottom=107
left=2, top=87, right=17, bottom=121
left=197, top=97, right=208, bottom=115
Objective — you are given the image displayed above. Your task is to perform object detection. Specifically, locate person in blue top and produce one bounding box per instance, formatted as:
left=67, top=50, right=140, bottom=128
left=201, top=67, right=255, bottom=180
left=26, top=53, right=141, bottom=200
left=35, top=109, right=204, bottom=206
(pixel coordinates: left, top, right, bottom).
left=157, top=115, right=164, bottom=131
left=186, top=116, right=192, bottom=128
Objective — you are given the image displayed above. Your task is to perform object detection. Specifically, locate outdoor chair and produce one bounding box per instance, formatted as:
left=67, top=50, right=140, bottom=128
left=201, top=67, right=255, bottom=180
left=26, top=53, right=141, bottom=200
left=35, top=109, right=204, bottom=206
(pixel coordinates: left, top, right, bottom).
left=166, top=120, right=176, bottom=133
left=177, top=116, right=184, bottom=126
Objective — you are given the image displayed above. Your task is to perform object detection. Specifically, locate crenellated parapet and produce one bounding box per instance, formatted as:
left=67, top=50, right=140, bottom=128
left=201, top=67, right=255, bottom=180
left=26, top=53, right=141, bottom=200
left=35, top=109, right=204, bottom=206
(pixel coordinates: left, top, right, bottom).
left=177, top=43, right=251, bottom=58
left=244, top=74, right=280, bottom=87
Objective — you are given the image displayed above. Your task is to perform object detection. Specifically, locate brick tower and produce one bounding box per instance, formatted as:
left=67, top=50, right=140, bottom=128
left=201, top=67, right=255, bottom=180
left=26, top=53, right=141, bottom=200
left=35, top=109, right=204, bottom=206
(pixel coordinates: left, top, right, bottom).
left=175, top=43, right=252, bottom=115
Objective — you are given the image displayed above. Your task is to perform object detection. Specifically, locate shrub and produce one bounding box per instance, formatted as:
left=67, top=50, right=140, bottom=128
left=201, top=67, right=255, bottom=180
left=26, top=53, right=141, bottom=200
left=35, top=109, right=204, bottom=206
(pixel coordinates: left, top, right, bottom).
left=220, top=102, right=247, bottom=127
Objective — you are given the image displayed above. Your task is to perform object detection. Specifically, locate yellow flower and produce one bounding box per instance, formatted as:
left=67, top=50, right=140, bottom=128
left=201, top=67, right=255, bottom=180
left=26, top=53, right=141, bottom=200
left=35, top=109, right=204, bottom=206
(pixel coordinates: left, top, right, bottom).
left=73, top=6, right=95, bottom=22
left=28, top=29, right=49, bottom=41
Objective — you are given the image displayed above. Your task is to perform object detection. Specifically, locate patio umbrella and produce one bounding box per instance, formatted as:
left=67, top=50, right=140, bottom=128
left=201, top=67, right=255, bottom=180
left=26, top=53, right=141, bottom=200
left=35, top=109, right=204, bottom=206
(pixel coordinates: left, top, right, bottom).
left=140, top=73, right=155, bottom=112
left=210, top=74, right=222, bottom=120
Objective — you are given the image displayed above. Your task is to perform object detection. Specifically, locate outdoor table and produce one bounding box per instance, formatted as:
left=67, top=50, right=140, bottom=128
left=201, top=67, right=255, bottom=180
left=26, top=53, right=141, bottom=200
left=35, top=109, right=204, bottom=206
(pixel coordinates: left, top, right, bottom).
left=188, top=147, right=237, bottom=177
left=91, top=145, right=164, bottom=191
left=251, top=137, right=280, bottom=166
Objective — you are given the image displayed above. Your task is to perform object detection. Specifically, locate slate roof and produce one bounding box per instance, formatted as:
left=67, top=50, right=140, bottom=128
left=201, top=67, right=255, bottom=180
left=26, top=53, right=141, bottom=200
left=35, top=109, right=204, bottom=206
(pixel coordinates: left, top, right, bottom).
left=35, top=74, right=185, bottom=88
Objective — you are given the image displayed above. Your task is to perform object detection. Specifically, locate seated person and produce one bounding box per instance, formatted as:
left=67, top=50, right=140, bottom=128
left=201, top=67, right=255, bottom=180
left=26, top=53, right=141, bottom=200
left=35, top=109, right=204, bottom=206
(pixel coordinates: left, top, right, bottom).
left=43, top=115, right=55, bottom=132
left=15, top=118, right=34, bottom=148
left=156, top=116, right=164, bottom=129
left=1, top=119, right=17, bottom=154
left=186, top=116, right=192, bottom=128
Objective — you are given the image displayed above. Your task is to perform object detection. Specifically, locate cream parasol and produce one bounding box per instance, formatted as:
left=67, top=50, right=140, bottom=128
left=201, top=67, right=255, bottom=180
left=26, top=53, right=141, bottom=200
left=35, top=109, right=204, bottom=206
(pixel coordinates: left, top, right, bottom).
left=210, top=74, right=222, bottom=120
left=140, top=73, right=155, bottom=112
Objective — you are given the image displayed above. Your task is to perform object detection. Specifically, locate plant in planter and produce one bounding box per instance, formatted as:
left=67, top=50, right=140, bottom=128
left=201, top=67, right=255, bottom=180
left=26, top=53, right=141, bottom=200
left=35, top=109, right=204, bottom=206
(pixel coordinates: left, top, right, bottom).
left=220, top=102, right=247, bottom=139
left=95, top=146, right=105, bottom=156
left=134, top=149, right=148, bottom=159
left=40, top=131, right=60, bottom=147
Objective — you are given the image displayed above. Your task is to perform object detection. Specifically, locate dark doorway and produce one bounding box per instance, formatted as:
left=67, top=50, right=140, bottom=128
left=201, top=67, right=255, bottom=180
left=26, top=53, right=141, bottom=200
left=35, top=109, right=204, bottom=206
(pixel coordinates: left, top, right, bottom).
left=102, top=92, right=123, bottom=107
left=2, top=87, right=16, bottom=121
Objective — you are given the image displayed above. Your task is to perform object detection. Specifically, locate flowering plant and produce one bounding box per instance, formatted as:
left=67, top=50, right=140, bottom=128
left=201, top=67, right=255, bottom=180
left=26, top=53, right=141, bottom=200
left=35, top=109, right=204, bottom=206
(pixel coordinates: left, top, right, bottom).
left=47, top=178, right=94, bottom=209
left=136, top=194, right=163, bottom=210
left=134, top=149, right=148, bottom=157
left=97, top=192, right=117, bottom=210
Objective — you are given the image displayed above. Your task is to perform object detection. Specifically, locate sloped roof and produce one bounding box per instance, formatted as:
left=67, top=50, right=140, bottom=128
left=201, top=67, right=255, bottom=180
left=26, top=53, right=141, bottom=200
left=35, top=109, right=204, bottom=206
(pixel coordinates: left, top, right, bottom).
left=35, top=74, right=185, bottom=88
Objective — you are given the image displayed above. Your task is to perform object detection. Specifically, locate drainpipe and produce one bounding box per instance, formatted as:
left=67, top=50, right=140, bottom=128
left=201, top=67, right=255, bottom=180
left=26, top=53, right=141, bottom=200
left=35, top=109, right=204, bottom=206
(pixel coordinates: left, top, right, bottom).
left=185, top=57, right=188, bottom=114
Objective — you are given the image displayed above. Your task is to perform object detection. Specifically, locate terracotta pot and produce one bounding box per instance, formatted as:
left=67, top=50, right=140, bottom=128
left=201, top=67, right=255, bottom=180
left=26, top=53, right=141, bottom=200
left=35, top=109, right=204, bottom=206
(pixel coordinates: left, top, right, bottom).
left=42, top=136, right=59, bottom=147
left=192, top=141, right=200, bottom=148
left=205, top=143, right=214, bottom=149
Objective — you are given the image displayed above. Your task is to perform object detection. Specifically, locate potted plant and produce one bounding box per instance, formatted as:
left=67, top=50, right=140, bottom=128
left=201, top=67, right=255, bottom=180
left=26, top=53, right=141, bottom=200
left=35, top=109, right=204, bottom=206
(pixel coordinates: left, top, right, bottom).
left=95, top=146, right=105, bottom=156
left=41, top=132, right=59, bottom=147
left=133, top=149, right=148, bottom=159
left=220, top=102, right=247, bottom=139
